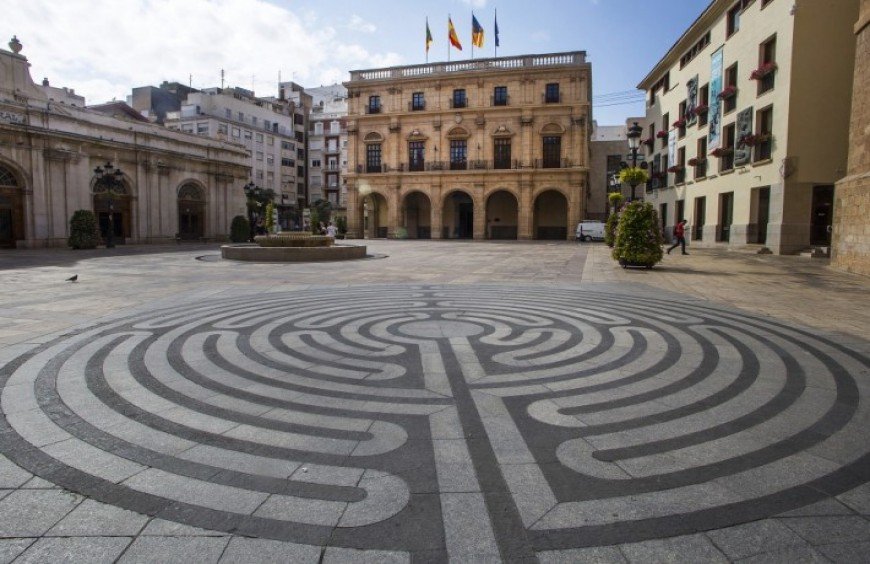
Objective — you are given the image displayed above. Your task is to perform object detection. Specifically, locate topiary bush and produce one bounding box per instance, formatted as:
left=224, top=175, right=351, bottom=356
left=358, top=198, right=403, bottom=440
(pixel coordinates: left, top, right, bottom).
left=68, top=210, right=100, bottom=249
left=605, top=209, right=620, bottom=248
left=612, top=201, right=664, bottom=268
left=230, top=215, right=249, bottom=242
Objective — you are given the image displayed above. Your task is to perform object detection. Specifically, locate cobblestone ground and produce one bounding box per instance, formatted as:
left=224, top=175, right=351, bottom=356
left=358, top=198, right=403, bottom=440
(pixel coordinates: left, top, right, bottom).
left=0, top=241, right=867, bottom=562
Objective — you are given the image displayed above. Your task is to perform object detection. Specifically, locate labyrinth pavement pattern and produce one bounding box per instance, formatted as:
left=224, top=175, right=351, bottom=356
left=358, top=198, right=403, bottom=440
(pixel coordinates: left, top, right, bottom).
left=0, top=285, right=868, bottom=561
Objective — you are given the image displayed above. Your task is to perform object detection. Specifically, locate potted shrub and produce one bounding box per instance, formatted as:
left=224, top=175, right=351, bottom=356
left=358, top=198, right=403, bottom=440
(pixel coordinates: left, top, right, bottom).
left=612, top=201, right=664, bottom=269
left=710, top=147, right=734, bottom=157
left=750, top=62, right=778, bottom=80
left=687, top=157, right=706, bottom=166
left=667, top=165, right=685, bottom=173
left=68, top=210, right=100, bottom=249
left=605, top=193, right=625, bottom=248
left=642, top=138, right=654, bottom=147
left=230, top=215, right=249, bottom=242
left=672, top=118, right=687, bottom=129
left=717, top=85, right=737, bottom=100
left=693, top=103, right=709, bottom=116
left=618, top=167, right=649, bottom=188
left=656, top=130, right=668, bottom=139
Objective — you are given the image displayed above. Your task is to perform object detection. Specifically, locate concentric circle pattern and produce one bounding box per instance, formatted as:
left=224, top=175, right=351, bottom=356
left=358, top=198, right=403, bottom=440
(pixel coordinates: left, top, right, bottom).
left=1, top=285, right=868, bottom=559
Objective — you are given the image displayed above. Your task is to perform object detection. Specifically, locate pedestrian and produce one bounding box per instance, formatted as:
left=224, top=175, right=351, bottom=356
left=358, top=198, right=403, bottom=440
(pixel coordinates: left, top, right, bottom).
left=667, top=219, right=689, bottom=255
left=325, top=222, right=337, bottom=238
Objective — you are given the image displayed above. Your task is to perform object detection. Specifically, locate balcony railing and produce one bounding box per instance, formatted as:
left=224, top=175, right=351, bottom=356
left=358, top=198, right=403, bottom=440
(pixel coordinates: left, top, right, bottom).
left=449, top=99, right=468, bottom=109
left=408, top=101, right=426, bottom=111
left=543, top=93, right=562, bottom=104
left=535, top=158, right=571, bottom=169
left=365, top=106, right=381, bottom=114
left=491, top=95, right=510, bottom=107
left=358, top=164, right=383, bottom=173
left=356, top=159, right=529, bottom=173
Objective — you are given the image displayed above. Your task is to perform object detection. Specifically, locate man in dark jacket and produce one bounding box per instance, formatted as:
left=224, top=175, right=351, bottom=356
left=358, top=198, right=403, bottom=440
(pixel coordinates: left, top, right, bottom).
left=667, top=219, right=689, bottom=255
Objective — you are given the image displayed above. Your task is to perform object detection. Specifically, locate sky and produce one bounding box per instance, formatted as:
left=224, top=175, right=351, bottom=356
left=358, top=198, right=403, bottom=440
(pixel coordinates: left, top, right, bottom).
left=2, top=0, right=712, bottom=125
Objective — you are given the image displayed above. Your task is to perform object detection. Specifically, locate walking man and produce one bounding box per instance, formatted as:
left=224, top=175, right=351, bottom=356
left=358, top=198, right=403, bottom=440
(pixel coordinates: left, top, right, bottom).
left=667, top=219, right=689, bottom=255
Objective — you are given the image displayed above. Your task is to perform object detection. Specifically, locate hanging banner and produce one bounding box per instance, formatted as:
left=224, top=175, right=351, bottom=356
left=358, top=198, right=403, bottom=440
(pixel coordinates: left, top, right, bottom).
left=734, top=107, right=754, bottom=166
left=708, top=47, right=724, bottom=150
left=668, top=129, right=677, bottom=164
left=686, top=75, right=699, bottom=126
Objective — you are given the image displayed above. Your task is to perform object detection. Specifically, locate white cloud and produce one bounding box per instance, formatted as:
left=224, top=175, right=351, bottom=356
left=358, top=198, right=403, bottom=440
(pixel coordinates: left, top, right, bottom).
left=460, top=0, right=488, bottom=8
left=345, top=15, right=376, bottom=33
left=530, top=30, right=551, bottom=43
left=4, top=0, right=403, bottom=104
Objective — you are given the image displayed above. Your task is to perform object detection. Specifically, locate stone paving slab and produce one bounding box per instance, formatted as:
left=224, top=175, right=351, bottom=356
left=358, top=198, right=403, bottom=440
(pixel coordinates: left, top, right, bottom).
left=0, top=241, right=867, bottom=562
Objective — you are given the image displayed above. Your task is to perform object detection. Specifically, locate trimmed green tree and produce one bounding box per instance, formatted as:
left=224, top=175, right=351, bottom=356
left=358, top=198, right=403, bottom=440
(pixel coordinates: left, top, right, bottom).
left=604, top=193, right=625, bottom=248
left=264, top=202, right=275, bottom=233
left=68, top=210, right=100, bottom=249
left=612, top=201, right=664, bottom=268
left=230, top=215, right=249, bottom=242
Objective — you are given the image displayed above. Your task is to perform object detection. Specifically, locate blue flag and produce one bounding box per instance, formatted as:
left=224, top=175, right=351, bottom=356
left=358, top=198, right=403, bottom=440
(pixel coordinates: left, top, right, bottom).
left=495, top=11, right=500, bottom=47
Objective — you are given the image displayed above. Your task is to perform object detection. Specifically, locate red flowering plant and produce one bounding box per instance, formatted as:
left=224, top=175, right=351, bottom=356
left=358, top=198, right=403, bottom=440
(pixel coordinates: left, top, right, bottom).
left=667, top=165, right=685, bottom=173
left=692, top=103, right=709, bottom=116
left=642, top=138, right=654, bottom=147
left=717, top=85, right=737, bottom=100
left=750, top=61, right=778, bottom=80
left=672, top=118, right=687, bottom=129
left=687, top=157, right=707, bottom=166
left=710, top=147, right=734, bottom=157
left=740, top=132, right=772, bottom=146
left=656, top=130, right=668, bottom=139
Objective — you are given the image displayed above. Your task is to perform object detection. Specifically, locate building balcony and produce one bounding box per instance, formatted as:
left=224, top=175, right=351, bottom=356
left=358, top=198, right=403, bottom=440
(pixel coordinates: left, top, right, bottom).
left=365, top=106, right=381, bottom=114
left=491, top=95, right=510, bottom=107
left=408, top=101, right=426, bottom=111
left=353, top=159, right=564, bottom=173
left=448, top=99, right=468, bottom=109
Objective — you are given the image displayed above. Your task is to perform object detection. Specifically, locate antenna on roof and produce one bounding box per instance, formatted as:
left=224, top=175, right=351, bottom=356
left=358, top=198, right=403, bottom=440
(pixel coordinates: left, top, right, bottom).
left=221, top=69, right=225, bottom=89
left=189, top=74, right=192, bottom=88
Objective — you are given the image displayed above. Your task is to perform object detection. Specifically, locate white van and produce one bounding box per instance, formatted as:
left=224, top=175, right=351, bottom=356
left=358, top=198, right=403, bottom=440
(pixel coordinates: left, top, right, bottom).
left=576, top=220, right=605, bottom=241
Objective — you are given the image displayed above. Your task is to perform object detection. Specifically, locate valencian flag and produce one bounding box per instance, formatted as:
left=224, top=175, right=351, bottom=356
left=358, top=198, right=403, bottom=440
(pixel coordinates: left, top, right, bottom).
left=448, top=16, right=463, bottom=50
left=426, top=18, right=433, bottom=53
left=472, top=15, right=484, bottom=48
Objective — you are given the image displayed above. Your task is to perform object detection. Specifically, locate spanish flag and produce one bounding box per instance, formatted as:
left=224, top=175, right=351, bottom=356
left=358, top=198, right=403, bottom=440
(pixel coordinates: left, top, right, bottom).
left=448, top=16, right=462, bottom=50
left=472, top=15, right=484, bottom=48
left=426, top=18, right=433, bottom=53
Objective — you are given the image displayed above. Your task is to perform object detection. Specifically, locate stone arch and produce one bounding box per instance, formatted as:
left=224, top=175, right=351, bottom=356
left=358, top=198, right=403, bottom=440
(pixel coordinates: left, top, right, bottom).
left=441, top=189, right=475, bottom=239
left=533, top=189, right=569, bottom=240
left=485, top=189, right=519, bottom=240
left=363, top=132, right=384, bottom=143
left=540, top=122, right=566, bottom=136
left=91, top=168, right=133, bottom=244
left=176, top=180, right=207, bottom=240
left=446, top=126, right=470, bottom=139
left=363, top=190, right=390, bottom=238
left=0, top=161, right=26, bottom=248
left=401, top=190, right=432, bottom=239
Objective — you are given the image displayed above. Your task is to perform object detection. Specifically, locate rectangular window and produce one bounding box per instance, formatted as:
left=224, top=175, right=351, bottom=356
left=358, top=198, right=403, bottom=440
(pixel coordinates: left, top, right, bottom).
left=452, top=89, right=467, bottom=109
left=661, top=113, right=670, bottom=148
left=311, top=159, right=321, bottom=168
left=758, top=35, right=777, bottom=94
left=294, top=113, right=304, bottom=125
left=256, top=170, right=263, bottom=180
left=545, top=83, right=560, bottom=104
left=450, top=140, right=467, bottom=170
left=197, top=123, right=209, bottom=135
left=727, top=3, right=741, bottom=37
left=678, top=101, right=687, bottom=138
left=297, top=165, right=304, bottom=177
left=218, top=123, right=228, bottom=134
left=267, top=136, right=274, bottom=146
left=698, top=84, right=709, bottom=127
left=225, top=108, right=232, bottom=119
left=232, top=127, right=240, bottom=138
left=755, top=105, right=774, bottom=161
left=238, top=112, right=244, bottom=122
left=696, top=136, right=708, bottom=178
left=366, top=144, right=382, bottom=173
left=255, top=133, right=263, bottom=143
left=295, top=131, right=304, bottom=142
left=264, top=120, right=271, bottom=131
left=411, top=92, right=425, bottom=111
left=256, top=151, right=263, bottom=161
left=676, top=146, right=686, bottom=183
left=542, top=136, right=561, bottom=168
left=721, top=123, right=736, bottom=171
left=724, top=63, right=738, bottom=113
left=252, top=117, right=258, bottom=126
left=408, top=141, right=425, bottom=171
left=281, top=158, right=295, bottom=167
left=493, top=86, right=508, bottom=106
left=244, top=130, right=252, bottom=141
left=493, top=138, right=511, bottom=169
left=267, top=154, right=274, bottom=165
left=368, top=95, right=381, bottom=114
left=281, top=141, right=294, bottom=150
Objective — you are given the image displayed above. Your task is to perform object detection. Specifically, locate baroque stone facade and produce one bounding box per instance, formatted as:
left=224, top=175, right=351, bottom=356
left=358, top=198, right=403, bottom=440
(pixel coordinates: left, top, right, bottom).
left=343, top=52, right=591, bottom=240
left=0, top=40, right=249, bottom=248
left=832, top=0, right=870, bottom=275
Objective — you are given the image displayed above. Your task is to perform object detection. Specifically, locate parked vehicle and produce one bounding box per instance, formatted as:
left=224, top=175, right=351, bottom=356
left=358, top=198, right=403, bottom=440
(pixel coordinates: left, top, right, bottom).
left=576, top=220, right=606, bottom=241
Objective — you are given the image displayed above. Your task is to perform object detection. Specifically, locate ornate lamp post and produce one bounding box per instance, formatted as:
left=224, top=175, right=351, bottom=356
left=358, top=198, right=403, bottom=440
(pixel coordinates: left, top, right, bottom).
left=626, top=121, right=644, bottom=200
left=92, top=162, right=125, bottom=248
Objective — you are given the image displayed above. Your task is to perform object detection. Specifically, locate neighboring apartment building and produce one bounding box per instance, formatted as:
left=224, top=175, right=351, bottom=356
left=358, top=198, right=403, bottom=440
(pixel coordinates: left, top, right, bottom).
left=0, top=39, right=249, bottom=247
left=306, top=84, right=349, bottom=212
left=637, top=0, right=857, bottom=254
left=162, top=86, right=304, bottom=219
left=344, top=51, right=591, bottom=240
left=277, top=82, right=312, bottom=209
left=588, top=119, right=644, bottom=220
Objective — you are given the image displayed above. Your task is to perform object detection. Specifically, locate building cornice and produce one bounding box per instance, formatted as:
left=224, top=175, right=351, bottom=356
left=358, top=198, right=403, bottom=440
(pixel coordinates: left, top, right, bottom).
left=637, top=0, right=728, bottom=90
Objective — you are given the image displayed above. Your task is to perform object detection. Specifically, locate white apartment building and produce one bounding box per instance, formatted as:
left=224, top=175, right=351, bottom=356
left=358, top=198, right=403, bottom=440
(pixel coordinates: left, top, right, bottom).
left=164, top=87, right=303, bottom=211
left=637, top=0, right=857, bottom=254
left=306, top=84, right=349, bottom=211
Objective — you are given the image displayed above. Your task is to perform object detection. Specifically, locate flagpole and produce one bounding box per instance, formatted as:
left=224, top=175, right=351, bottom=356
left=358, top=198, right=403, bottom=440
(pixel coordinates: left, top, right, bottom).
left=494, top=9, right=498, bottom=58
left=425, top=17, right=429, bottom=63
left=447, top=14, right=451, bottom=62
left=471, top=12, right=474, bottom=61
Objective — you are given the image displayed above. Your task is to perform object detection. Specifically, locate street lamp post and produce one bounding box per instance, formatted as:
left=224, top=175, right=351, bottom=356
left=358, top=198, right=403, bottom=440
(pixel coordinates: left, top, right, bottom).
left=626, top=121, right=644, bottom=201
left=92, top=162, right=125, bottom=249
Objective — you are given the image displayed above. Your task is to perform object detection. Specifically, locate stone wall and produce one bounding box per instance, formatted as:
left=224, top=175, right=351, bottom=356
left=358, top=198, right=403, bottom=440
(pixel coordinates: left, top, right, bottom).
left=832, top=0, right=870, bottom=275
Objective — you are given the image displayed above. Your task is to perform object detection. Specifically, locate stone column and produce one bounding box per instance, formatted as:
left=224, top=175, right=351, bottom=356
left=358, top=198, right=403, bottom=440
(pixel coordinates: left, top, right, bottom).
left=472, top=184, right=486, bottom=240
left=832, top=0, right=870, bottom=274
left=346, top=184, right=362, bottom=238
left=517, top=181, right=534, bottom=239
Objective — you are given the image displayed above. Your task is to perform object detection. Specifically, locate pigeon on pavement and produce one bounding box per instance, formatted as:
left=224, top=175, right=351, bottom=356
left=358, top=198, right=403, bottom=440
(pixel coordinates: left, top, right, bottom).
left=66, top=275, right=78, bottom=282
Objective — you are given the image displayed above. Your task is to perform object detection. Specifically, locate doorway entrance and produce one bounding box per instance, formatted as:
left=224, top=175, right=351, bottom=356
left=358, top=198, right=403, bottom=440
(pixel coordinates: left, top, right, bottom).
left=810, top=185, right=834, bottom=246
left=749, top=187, right=770, bottom=244
left=718, top=192, right=734, bottom=242
left=533, top=190, right=568, bottom=240
left=177, top=184, right=206, bottom=240
left=693, top=197, right=706, bottom=240
left=443, top=191, right=474, bottom=239
left=0, top=165, right=23, bottom=248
